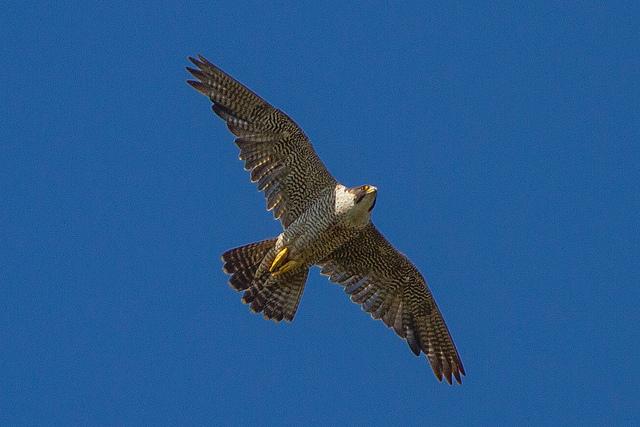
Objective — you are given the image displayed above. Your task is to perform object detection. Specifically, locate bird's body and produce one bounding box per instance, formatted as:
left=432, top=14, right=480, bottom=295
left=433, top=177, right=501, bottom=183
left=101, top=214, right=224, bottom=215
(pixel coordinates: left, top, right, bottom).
left=187, top=55, right=466, bottom=384
left=272, top=184, right=375, bottom=269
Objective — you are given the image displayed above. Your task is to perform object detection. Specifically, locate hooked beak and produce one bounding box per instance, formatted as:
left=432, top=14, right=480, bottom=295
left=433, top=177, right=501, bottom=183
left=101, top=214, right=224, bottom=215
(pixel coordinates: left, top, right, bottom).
left=364, top=185, right=377, bottom=194
left=354, top=185, right=377, bottom=205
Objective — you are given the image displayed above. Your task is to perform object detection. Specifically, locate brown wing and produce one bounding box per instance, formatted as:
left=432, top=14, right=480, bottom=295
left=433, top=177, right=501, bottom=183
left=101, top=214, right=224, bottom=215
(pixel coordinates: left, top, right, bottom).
left=187, top=55, right=337, bottom=227
left=319, top=224, right=465, bottom=384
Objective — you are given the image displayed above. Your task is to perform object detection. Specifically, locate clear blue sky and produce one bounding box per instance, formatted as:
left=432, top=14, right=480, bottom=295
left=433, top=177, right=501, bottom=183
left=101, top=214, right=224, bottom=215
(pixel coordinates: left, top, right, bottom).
left=2, top=1, right=638, bottom=425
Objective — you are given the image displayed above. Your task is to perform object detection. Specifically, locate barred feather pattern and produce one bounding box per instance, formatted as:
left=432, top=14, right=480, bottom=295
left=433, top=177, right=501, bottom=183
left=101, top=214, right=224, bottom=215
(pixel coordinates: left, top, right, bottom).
left=187, top=55, right=337, bottom=228
left=222, top=239, right=308, bottom=322
left=241, top=269, right=309, bottom=322
left=222, top=239, right=276, bottom=291
left=319, top=224, right=466, bottom=384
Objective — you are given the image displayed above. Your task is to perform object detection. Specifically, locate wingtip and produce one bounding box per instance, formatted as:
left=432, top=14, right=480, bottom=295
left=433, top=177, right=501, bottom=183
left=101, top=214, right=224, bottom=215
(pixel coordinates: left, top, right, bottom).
left=188, top=55, right=203, bottom=67
left=453, top=370, right=462, bottom=384
left=459, top=362, right=467, bottom=376
left=188, top=54, right=218, bottom=73
left=186, top=66, right=206, bottom=80
left=186, top=79, right=209, bottom=95
left=431, top=359, right=464, bottom=385
left=444, top=372, right=453, bottom=385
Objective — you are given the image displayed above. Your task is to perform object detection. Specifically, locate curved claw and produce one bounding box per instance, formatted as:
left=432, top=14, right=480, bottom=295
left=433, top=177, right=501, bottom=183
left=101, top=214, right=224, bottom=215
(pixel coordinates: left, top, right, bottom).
left=269, top=247, right=289, bottom=273
left=272, top=260, right=300, bottom=276
left=269, top=247, right=300, bottom=276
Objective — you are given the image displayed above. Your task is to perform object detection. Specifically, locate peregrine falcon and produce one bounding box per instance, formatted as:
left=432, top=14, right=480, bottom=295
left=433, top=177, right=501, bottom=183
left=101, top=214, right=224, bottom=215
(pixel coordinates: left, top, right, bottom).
left=187, top=55, right=466, bottom=384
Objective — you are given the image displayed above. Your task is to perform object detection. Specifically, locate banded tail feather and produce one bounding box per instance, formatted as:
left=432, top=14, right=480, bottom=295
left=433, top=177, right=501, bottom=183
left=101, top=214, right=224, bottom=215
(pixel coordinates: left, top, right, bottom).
left=221, top=240, right=309, bottom=322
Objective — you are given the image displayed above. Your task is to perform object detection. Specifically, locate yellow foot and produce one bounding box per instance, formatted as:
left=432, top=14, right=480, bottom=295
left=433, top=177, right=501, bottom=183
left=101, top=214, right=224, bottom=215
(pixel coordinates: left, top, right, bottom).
left=269, top=247, right=300, bottom=276
left=269, top=247, right=289, bottom=273
left=272, top=260, right=299, bottom=276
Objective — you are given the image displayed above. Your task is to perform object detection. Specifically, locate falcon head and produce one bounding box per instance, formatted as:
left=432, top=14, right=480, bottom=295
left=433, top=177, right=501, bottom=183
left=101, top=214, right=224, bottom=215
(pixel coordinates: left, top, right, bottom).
left=350, top=184, right=378, bottom=213
left=334, top=184, right=378, bottom=226
left=347, top=185, right=378, bottom=222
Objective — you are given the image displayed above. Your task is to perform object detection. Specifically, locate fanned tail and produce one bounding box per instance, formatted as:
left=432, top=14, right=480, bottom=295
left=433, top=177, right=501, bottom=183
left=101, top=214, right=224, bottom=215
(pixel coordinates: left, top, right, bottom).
left=222, top=239, right=276, bottom=291
left=221, top=240, right=309, bottom=322
left=242, top=269, right=309, bottom=322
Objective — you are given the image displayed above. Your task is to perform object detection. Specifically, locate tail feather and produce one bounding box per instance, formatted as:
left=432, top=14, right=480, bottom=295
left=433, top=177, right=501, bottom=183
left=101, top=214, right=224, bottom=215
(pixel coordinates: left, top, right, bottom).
left=222, top=239, right=276, bottom=290
left=221, top=240, right=309, bottom=322
left=242, top=269, right=309, bottom=322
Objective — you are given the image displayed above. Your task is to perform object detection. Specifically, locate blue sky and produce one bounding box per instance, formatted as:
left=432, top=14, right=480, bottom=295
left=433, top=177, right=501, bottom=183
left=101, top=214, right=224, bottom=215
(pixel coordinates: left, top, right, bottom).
left=2, top=1, right=638, bottom=425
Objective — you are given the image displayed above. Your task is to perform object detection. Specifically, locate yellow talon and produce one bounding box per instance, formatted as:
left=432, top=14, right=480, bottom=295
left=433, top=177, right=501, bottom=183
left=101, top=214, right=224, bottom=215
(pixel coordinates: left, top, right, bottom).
left=269, top=246, right=300, bottom=276
left=272, top=260, right=299, bottom=276
left=269, top=247, right=289, bottom=273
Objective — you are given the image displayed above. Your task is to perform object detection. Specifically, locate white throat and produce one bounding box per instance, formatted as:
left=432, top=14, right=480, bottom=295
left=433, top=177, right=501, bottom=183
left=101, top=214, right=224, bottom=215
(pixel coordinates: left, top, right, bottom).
left=334, top=185, right=371, bottom=227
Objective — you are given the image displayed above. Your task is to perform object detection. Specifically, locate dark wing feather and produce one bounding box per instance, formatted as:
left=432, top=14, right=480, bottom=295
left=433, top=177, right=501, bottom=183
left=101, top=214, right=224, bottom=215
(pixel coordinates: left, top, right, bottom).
left=319, top=224, right=465, bottom=385
left=187, top=55, right=336, bottom=227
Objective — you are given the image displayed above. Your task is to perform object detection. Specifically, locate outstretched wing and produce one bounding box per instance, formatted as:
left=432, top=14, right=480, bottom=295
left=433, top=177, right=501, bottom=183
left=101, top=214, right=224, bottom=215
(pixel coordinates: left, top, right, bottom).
left=187, top=55, right=337, bottom=227
left=319, top=224, right=465, bottom=384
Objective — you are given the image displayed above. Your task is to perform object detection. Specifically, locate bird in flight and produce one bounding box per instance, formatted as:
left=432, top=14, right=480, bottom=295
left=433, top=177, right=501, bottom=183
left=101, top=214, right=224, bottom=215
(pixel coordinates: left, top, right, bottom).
left=187, top=55, right=465, bottom=384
